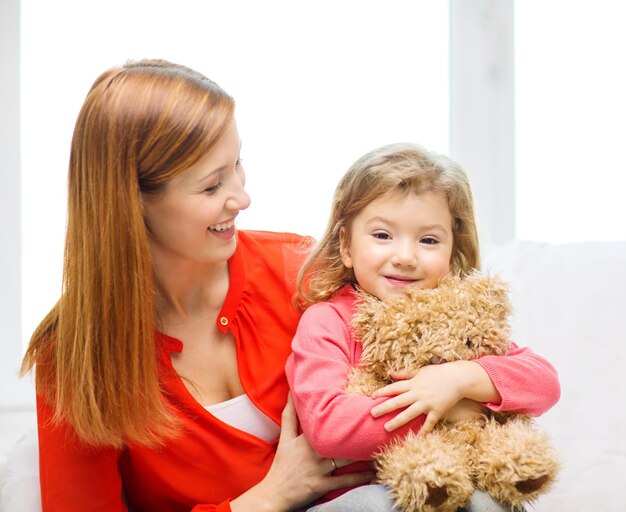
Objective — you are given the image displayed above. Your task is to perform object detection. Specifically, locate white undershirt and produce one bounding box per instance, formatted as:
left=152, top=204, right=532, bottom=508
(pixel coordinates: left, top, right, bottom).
left=205, top=393, right=280, bottom=443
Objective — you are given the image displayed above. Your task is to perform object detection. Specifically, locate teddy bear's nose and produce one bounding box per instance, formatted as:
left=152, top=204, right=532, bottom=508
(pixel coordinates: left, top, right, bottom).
left=430, top=355, right=447, bottom=365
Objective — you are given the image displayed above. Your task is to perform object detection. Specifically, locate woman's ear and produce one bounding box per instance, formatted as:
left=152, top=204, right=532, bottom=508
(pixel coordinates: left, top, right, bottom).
left=139, top=191, right=153, bottom=234
left=339, top=226, right=353, bottom=269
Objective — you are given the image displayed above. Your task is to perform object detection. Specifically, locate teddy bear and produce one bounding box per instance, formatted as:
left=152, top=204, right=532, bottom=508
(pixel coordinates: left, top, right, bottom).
left=345, top=272, right=560, bottom=512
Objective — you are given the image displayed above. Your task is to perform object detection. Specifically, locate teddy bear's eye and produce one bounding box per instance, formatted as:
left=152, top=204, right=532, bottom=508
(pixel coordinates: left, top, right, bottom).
left=465, top=338, right=472, bottom=347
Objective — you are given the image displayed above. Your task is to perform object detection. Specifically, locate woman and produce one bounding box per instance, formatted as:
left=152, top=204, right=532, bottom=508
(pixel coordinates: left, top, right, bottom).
left=21, top=59, right=372, bottom=512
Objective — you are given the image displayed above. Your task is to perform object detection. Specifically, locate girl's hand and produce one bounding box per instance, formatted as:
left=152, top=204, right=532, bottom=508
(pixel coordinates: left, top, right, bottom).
left=230, top=395, right=374, bottom=512
left=369, top=360, right=498, bottom=436
left=370, top=364, right=464, bottom=435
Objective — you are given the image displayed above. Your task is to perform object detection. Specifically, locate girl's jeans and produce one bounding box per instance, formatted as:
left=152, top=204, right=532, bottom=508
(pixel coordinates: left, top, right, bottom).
left=304, top=485, right=524, bottom=512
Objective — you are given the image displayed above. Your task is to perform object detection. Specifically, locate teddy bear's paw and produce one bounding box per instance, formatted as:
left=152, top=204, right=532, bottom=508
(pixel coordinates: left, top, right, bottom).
left=376, top=432, right=474, bottom=512
left=514, top=474, right=550, bottom=495
left=477, top=471, right=555, bottom=509
left=473, top=417, right=560, bottom=506
left=424, top=484, right=449, bottom=508
left=387, top=482, right=467, bottom=512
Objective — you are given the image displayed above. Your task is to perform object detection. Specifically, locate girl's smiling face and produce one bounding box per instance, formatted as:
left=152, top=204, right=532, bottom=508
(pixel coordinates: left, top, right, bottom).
left=141, top=119, right=251, bottom=268
left=340, top=190, right=454, bottom=301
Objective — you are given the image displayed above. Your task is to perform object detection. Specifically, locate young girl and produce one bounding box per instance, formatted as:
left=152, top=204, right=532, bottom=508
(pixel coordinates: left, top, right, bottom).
left=285, top=142, right=560, bottom=512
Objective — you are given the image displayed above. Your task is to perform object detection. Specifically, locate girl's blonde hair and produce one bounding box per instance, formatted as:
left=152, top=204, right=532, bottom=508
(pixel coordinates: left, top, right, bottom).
left=297, top=142, right=480, bottom=308
left=21, top=59, right=235, bottom=448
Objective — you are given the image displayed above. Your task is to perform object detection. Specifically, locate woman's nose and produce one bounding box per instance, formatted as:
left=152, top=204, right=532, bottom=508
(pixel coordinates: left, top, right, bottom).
left=226, top=178, right=251, bottom=212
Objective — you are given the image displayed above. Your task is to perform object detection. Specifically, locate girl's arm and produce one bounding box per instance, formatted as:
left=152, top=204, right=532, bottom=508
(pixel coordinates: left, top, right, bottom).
left=371, top=342, right=561, bottom=435
left=285, top=300, right=426, bottom=461
left=473, top=342, right=561, bottom=414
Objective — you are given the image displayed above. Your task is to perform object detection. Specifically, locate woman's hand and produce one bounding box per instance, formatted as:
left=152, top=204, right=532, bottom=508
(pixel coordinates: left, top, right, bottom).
left=230, top=395, right=374, bottom=512
left=370, top=360, right=499, bottom=436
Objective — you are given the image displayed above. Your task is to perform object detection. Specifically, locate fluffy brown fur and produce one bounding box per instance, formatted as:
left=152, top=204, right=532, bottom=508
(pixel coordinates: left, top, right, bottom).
left=347, top=273, right=560, bottom=512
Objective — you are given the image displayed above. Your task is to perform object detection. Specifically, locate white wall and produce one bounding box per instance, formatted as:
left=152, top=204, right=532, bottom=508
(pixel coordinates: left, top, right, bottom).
left=1, top=0, right=36, bottom=408
left=450, top=0, right=515, bottom=246
left=7, top=0, right=625, bottom=413
left=12, top=0, right=451, bottom=409
left=515, top=0, right=626, bottom=242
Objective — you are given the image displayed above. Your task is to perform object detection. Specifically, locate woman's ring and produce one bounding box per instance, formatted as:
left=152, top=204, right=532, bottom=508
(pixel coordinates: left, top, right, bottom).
left=330, top=458, right=337, bottom=471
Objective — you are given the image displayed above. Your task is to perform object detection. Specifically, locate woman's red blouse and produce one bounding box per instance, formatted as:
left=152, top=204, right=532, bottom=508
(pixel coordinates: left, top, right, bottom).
left=36, top=230, right=311, bottom=512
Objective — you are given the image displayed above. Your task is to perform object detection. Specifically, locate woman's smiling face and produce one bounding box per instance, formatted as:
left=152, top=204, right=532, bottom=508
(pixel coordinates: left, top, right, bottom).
left=141, top=119, right=251, bottom=267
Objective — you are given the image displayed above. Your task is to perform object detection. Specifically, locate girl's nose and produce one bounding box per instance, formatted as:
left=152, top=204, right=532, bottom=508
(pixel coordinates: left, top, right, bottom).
left=392, top=243, right=417, bottom=267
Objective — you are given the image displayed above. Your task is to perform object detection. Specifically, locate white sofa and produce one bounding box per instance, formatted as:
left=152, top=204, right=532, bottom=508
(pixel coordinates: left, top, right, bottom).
left=1, top=240, right=625, bottom=511
left=482, top=240, right=626, bottom=511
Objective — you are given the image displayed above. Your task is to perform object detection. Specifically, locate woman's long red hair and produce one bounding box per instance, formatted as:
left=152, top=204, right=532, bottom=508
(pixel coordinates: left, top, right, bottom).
left=21, top=60, right=234, bottom=447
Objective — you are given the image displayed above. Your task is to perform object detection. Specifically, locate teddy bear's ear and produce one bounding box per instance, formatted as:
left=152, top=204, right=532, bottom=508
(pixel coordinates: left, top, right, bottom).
left=436, top=272, right=464, bottom=292
left=353, top=289, right=383, bottom=345
left=484, top=274, right=511, bottom=317
left=464, top=272, right=511, bottom=310
left=465, top=272, right=513, bottom=339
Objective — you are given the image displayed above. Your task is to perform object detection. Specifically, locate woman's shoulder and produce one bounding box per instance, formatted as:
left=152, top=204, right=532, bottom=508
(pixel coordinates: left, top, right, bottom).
left=231, top=230, right=314, bottom=299
left=237, top=229, right=314, bottom=249
left=236, top=229, right=315, bottom=270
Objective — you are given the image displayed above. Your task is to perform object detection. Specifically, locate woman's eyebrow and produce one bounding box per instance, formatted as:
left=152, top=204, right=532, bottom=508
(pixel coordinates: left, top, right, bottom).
left=194, top=167, right=225, bottom=186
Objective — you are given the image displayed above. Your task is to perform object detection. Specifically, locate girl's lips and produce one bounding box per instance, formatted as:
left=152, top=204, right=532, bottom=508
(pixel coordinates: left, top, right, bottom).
left=385, top=276, right=418, bottom=287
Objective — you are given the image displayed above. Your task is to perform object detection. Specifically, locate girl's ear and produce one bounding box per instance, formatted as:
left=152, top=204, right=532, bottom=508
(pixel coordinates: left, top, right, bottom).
left=339, top=226, right=353, bottom=269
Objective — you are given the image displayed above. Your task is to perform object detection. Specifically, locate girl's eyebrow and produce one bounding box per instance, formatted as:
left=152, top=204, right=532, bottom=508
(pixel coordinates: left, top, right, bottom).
left=419, top=224, right=448, bottom=232
left=365, top=217, right=448, bottom=232
left=364, top=215, right=393, bottom=225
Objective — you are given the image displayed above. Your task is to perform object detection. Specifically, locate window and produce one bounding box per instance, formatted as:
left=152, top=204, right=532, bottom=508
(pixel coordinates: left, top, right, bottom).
left=19, top=0, right=450, bottom=356
left=11, top=0, right=622, bottom=411
left=515, top=0, right=626, bottom=242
